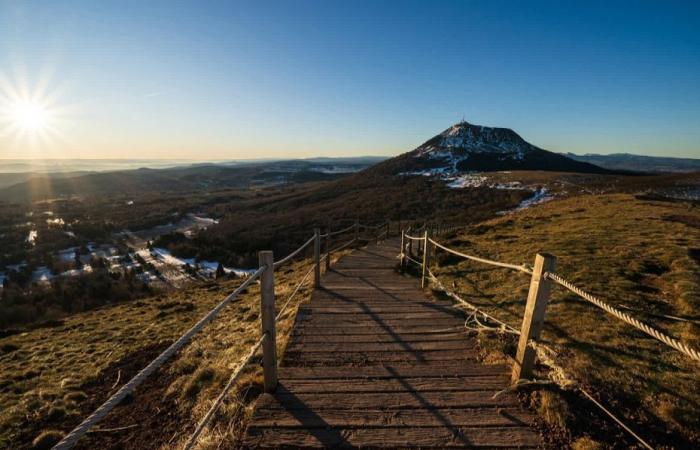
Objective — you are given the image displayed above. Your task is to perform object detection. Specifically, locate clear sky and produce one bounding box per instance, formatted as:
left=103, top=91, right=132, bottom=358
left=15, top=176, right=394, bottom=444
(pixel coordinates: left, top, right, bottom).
left=0, top=0, right=698, bottom=160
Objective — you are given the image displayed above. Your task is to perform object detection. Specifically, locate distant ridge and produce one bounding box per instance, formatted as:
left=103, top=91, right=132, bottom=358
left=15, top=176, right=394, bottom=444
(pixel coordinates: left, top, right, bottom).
left=563, top=153, right=700, bottom=173
left=375, top=121, right=612, bottom=175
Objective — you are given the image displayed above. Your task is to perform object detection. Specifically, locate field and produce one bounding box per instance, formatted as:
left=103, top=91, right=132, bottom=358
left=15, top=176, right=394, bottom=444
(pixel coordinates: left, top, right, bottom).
left=423, top=193, right=699, bottom=448
left=0, top=247, right=344, bottom=449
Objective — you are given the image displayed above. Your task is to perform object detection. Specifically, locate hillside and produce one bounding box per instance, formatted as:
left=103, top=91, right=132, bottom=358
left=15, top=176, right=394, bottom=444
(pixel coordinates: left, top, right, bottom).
left=0, top=253, right=329, bottom=449
left=373, top=121, right=613, bottom=175
left=426, top=193, right=700, bottom=448
left=565, top=152, right=700, bottom=173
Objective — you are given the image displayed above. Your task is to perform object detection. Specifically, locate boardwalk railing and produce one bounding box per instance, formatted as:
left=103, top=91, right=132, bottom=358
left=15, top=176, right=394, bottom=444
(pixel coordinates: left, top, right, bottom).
left=400, top=224, right=700, bottom=449
left=53, top=220, right=391, bottom=450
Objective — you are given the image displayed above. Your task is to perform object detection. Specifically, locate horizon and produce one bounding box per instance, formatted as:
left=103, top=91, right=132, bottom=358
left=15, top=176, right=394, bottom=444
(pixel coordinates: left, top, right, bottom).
left=1, top=1, right=699, bottom=160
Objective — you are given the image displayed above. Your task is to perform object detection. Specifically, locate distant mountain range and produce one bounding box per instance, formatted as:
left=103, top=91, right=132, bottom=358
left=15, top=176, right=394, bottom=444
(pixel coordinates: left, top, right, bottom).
left=563, top=153, right=700, bottom=173
left=375, top=121, right=611, bottom=175
left=0, top=157, right=386, bottom=202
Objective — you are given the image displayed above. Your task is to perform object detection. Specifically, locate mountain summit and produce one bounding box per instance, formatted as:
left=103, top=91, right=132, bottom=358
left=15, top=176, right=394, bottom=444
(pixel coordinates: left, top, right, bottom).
left=377, top=120, right=611, bottom=174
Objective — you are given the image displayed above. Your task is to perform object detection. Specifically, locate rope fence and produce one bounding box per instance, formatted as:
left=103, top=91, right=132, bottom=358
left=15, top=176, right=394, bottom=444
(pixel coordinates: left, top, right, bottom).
left=52, top=267, right=265, bottom=450
left=400, top=225, right=697, bottom=449
left=546, top=272, right=700, bottom=362
left=52, top=220, right=388, bottom=450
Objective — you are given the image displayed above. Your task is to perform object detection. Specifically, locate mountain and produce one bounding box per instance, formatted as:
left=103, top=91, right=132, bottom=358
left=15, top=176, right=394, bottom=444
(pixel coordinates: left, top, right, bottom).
left=563, top=153, right=700, bottom=173
left=375, top=121, right=612, bottom=175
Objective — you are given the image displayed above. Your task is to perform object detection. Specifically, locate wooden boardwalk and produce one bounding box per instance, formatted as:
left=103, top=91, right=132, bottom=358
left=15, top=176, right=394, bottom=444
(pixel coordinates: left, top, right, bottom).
left=243, top=239, right=542, bottom=448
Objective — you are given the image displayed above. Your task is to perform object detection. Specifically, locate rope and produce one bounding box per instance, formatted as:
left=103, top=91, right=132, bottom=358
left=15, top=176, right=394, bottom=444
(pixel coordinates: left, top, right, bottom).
left=328, top=224, right=355, bottom=237
left=429, top=238, right=532, bottom=274
left=403, top=234, right=424, bottom=241
left=273, top=235, right=315, bottom=269
left=403, top=254, right=422, bottom=267
left=424, top=268, right=655, bottom=450
left=426, top=268, right=521, bottom=334
left=546, top=272, right=700, bottom=363
left=578, top=388, right=653, bottom=450
left=52, top=267, right=265, bottom=450
left=276, top=263, right=316, bottom=321
left=182, top=335, right=265, bottom=450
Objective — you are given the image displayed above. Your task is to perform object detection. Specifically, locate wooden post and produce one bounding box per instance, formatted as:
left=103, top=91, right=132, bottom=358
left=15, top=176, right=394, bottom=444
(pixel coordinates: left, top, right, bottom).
left=400, top=229, right=405, bottom=270
left=325, top=226, right=331, bottom=270
left=407, top=228, right=413, bottom=257
left=258, top=250, right=277, bottom=393
left=313, top=228, right=321, bottom=287
left=421, top=230, right=431, bottom=288
left=512, top=253, right=556, bottom=382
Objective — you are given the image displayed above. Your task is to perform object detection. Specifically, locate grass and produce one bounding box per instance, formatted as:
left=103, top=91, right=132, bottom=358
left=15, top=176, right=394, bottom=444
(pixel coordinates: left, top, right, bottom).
left=425, top=193, right=699, bottom=447
left=0, top=240, right=353, bottom=449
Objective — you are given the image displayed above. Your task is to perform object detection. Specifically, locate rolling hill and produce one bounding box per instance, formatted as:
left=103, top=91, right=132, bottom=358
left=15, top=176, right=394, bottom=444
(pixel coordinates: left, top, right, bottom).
left=564, top=152, right=700, bottom=173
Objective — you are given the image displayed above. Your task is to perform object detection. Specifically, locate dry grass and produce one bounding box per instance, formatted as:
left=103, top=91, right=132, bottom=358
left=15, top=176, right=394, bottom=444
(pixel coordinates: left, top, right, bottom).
left=428, top=193, right=699, bottom=445
left=0, top=242, right=354, bottom=449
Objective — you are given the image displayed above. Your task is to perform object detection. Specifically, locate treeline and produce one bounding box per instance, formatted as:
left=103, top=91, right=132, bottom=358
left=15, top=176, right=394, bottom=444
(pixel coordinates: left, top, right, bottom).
left=168, top=173, right=530, bottom=267
left=0, top=269, right=151, bottom=330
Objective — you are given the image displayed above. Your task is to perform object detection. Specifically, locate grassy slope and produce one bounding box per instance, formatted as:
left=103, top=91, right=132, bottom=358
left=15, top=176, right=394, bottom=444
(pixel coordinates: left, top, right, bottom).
left=428, top=193, right=699, bottom=447
left=0, top=246, right=340, bottom=449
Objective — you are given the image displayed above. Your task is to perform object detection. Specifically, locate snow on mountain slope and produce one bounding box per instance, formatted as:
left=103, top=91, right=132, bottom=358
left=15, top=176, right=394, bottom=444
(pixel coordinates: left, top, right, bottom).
left=380, top=120, right=610, bottom=176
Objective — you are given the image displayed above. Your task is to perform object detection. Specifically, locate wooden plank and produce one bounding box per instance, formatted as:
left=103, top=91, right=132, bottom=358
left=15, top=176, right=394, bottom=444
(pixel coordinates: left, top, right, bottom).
left=285, top=349, right=476, bottom=364
left=248, top=407, right=535, bottom=428
left=291, top=325, right=465, bottom=335
left=297, top=318, right=464, bottom=327
left=277, top=377, right=510, bottom=393
left=299, top=311, right=463, bottom=320
left=244, top=426, right=541, bottom=448
left=278, top=364, right=509, bottom=379
left=258, top=390, right=520, bottom=410
left=285, top=340, right=474, bottom=353
left=289, top=332, right=468, bottom=344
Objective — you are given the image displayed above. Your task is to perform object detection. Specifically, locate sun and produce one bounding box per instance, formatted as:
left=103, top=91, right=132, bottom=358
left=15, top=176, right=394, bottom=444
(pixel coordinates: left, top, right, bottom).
left=0, top=72, right=70, bottom=149
left=11, top=100, right=50, bottom=133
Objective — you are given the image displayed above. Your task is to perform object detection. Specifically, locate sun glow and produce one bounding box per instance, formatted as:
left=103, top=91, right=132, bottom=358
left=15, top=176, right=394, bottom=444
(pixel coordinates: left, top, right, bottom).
left=0, top=72, right=72, bottom=153
left=11, top=99, right=50, bottom=133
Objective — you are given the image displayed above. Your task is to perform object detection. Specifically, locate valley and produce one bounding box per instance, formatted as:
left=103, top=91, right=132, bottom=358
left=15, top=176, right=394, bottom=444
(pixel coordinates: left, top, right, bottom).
left=1, top=122, right=699, bottom=449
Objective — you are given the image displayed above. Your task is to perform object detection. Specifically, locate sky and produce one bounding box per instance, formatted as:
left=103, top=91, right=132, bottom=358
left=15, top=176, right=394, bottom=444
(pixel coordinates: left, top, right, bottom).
left=0, top=0, right=699, bottom=160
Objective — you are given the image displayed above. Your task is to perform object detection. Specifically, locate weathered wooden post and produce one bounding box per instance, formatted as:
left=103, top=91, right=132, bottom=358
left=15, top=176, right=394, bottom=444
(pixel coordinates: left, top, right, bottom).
left=407, top=227, right=413, bottom=258
left=258, top=250, right=277, bottom=393
left=512, top=253, right=556, bottom=382
left=313, top=228, right=321, bottom=287
left=325, top=226, right=331, bottom=270
left=421, top=229, right=432, bottom=288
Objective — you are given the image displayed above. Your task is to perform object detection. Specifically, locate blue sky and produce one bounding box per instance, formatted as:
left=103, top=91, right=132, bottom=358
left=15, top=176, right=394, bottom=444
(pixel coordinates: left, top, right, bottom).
left=0, top=0, right=698, bottom=159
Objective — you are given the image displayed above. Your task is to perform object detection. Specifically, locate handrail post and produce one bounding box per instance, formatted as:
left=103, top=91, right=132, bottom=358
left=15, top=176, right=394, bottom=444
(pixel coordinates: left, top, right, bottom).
left=258, top=250, right=277, bottom=393
left=313, top=228, right=321, bottom=287
left=421, top=230, right=431, bottom=288
left=512, top=253, right=556, bottom=382
left=400, top=229, right=405, bottom=270
left=325, top=226, right=331, bottom=270
left=407, top=227, right=413, bottom=257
